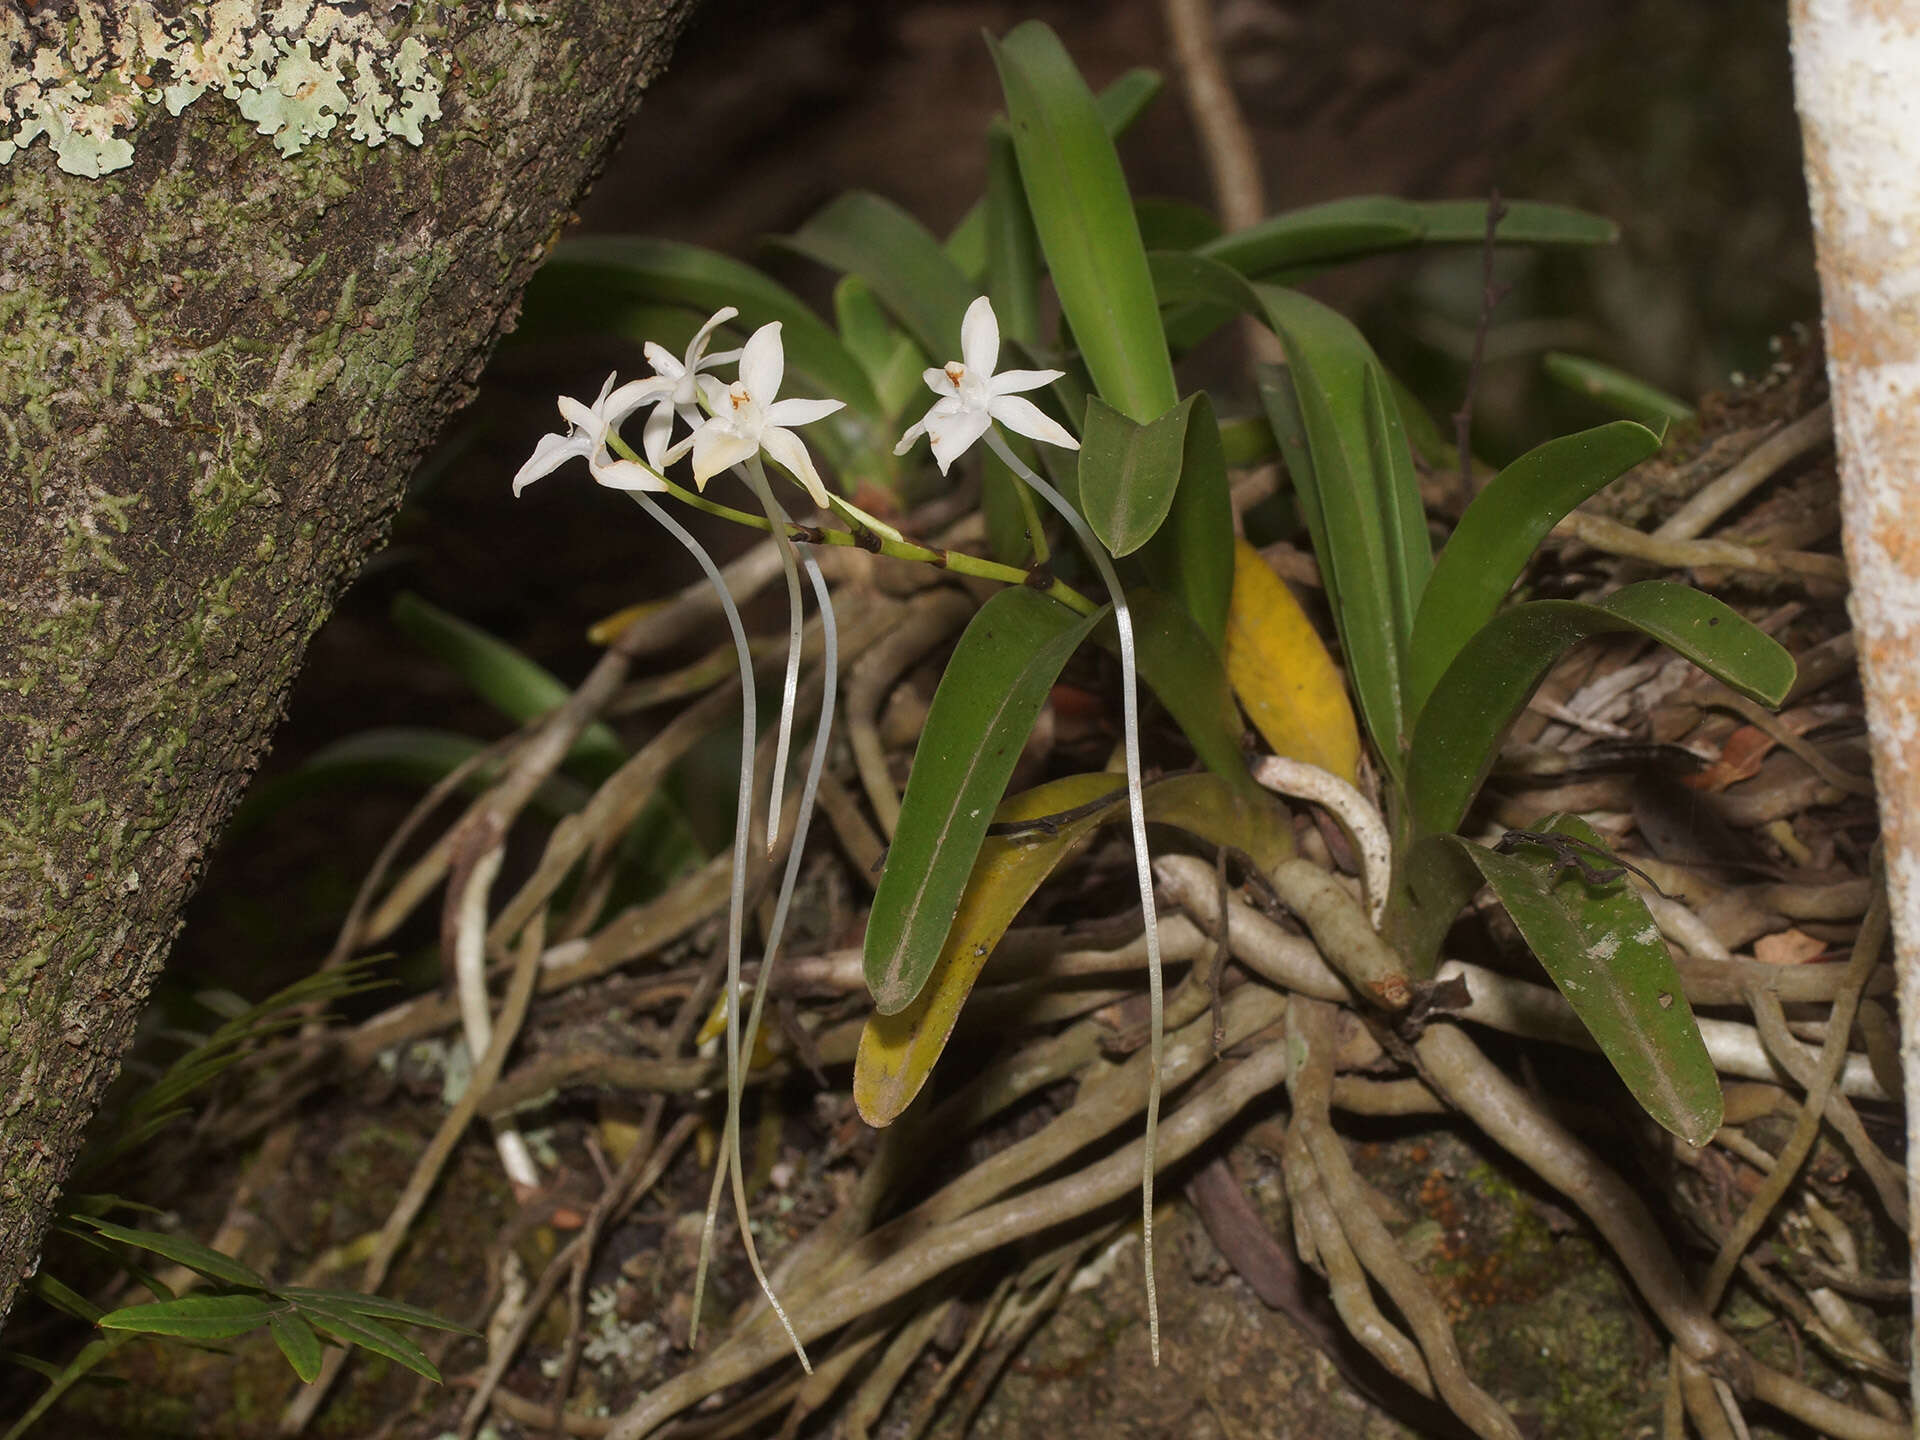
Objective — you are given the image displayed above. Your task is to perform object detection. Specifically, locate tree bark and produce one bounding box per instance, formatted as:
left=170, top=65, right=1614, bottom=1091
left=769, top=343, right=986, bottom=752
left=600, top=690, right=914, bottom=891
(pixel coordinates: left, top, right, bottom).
left=1788, top=0, right=1920, bottom=1394
left=0, top=0, right=696, bottom=1324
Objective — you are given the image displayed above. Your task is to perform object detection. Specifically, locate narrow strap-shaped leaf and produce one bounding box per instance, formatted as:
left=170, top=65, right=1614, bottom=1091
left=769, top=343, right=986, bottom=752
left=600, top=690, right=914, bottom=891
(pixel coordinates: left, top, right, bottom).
left=1203, top=195, right=1616, bottom=278
left=531, top=236, right=882, bottom=419
left=1257, top=288, right=1421, bottom=775
left=276, top=1287, right=474, bottom=1333
left=392, top=593, right=626, bottom=779
left=1441, top=815, right=1722, bottom=1146
left=990, top=21, right=1178, bottom=423
left=1224, top=538, right=1360, bottom=783
left=780, top=192, right=976, bottom=364
left=98, top=1294, right=279, bottom=1341
left=985, top=129, right=1043, bottom=347
left=1408, top=583, right=1796, bottom=837
left=295, top=1300, right=441, bottom=1382
left=1078, top=394, right=1192, bottom=557
left=857, top=772, right=1289, bottom=1124
left=864, top=588, right=1109, bottom=1013
left=76, top=1218, right=269, bottom=1290
left=1543, top=352, right=1697, bottom=427
left=1135, top=197, right=1223, bottom=251
left=268, top=1310, right=325, bottom=1384
left=1361, top=365, right=1432, bottom=646
left=1412, top=199, right=1618, bottom=247
left=1408, top=420, right=1664, bottom=716
left=946, top=66, right=1165, bottom=276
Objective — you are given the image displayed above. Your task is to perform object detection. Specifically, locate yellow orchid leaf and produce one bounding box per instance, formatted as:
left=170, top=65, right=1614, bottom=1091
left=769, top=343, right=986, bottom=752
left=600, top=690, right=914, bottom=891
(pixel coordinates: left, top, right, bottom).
left=1224, top=536, right=1361, bottom=783
left=854, top=770, right=1292, bottom=1127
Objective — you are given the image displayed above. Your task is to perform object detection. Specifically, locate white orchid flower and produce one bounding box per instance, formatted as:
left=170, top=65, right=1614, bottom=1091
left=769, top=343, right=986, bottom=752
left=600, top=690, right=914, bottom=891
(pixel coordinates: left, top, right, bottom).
left=638, top=305, right=742, bottom=470
left=511, top=372, right=666, bottom=497
left=894, top=294, right=1079, bottom=473
left=668, top=322, right=844, bottom=509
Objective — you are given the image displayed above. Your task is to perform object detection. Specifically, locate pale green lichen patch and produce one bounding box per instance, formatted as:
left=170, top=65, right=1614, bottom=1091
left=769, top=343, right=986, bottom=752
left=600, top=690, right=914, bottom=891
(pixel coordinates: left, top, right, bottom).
left=2, top=1, right=449, bottom=177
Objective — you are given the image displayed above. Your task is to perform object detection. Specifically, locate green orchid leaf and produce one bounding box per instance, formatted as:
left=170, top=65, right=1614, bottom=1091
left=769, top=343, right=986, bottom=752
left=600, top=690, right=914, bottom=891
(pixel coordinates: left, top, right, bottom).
left=856, top=771, right=1290, bottom=1124
left=392, top=593, right=625, bottom=780
left=1443, top=815, right=1722, bottom=1146
left=1078, top=394, right=1192, bottom=557
left=29, top=1272, right=107, bottom=1325
left=1149, top=248, right=1264, bottom=314
left=1136, top=197, right=1223, bottom=251
left=528, top=236, right=881, bottom=420
left=76, top=1219, right=268, bottom=1290
left=293, top=1299, right=441, bottom=1382
left=1408, top=420, right=1665, bottom=716
left=948, top=66, right=1165, bottom=276
left=1409, top=583, right=1796, bottom=837
left=276, top=1287, right=474, bottom=1333
left=1257, top=288, right=1430, bottom=776
left=991, top=21, right=1178, bottom=423
left=98, top=1294, right=278, bottom=1341
left=1138, top=390, right=1235, bottom=645
left=1412, top=199, right=1619, bottom=247
left=1386, top=368, right=1461, bottom=473
left=865, top=588, right=1109, bottom=1013
left=834, top=276, right=930, bottom=418
left=1116, top=588, right=1253, bottom=795
left=985, top=128, right=1044, bottom=348
left=781, top=192, right=976, bottom=364
left=268, top=1310, right=325, bottom=1384
left=1091, top=66, right=1166, bottom=136
left=1203, top=195, right=1616, bottom=278
left=1544, top=352, right=1697, bottom=428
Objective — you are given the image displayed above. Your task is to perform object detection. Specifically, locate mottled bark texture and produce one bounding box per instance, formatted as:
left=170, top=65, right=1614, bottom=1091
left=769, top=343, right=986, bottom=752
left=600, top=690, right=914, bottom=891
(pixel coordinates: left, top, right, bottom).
left=1789, top=0, right=1920, bottom=1392
left=0, top=0, right=696, bottom=1324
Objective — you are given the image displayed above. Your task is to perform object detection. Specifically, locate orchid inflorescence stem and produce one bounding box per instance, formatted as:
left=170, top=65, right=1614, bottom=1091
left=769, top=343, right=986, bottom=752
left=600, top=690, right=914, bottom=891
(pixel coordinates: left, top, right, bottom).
left=983, top=427, right=1168, bottom=1364
left=515, top=293, right=1165, bottom=1368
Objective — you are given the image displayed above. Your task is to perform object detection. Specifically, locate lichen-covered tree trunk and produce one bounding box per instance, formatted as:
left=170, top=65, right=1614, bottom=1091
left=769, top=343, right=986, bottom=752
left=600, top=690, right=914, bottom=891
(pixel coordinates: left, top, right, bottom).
left=0, top=0, right=696, bottom=1324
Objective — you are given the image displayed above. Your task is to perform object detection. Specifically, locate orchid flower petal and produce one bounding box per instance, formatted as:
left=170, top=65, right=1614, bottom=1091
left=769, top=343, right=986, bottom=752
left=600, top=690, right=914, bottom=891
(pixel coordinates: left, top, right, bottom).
left=603, top=376, right=670, bottom=430
left=765, top=395, right=844, bottom=429
left=687, top=305, right=739, bottom=365
left=512, top=429, right=590, bottom=496
left=692, top=428, right=759, bottom=489
left=642, top=341, right=682, bottom=379
left=592, top=456, right=667, bottom=492
left=960, top=294, right=999, bottom=378
left=758, top=426, right=832, bottom=509
left=986, top=367, right=1065, bottom=396
left=642, top=401, right=677, bottom=471
left=928, top=406, right=993, bottom=474
left=988, top=393, right=1080, bottom=451
left=739, top=322, right=785, bottom=405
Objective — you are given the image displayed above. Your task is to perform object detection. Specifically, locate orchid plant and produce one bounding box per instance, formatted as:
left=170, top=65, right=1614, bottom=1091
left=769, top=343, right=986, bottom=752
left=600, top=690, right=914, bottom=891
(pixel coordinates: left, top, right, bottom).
left=498, top=16, right=1795, bottom=1380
